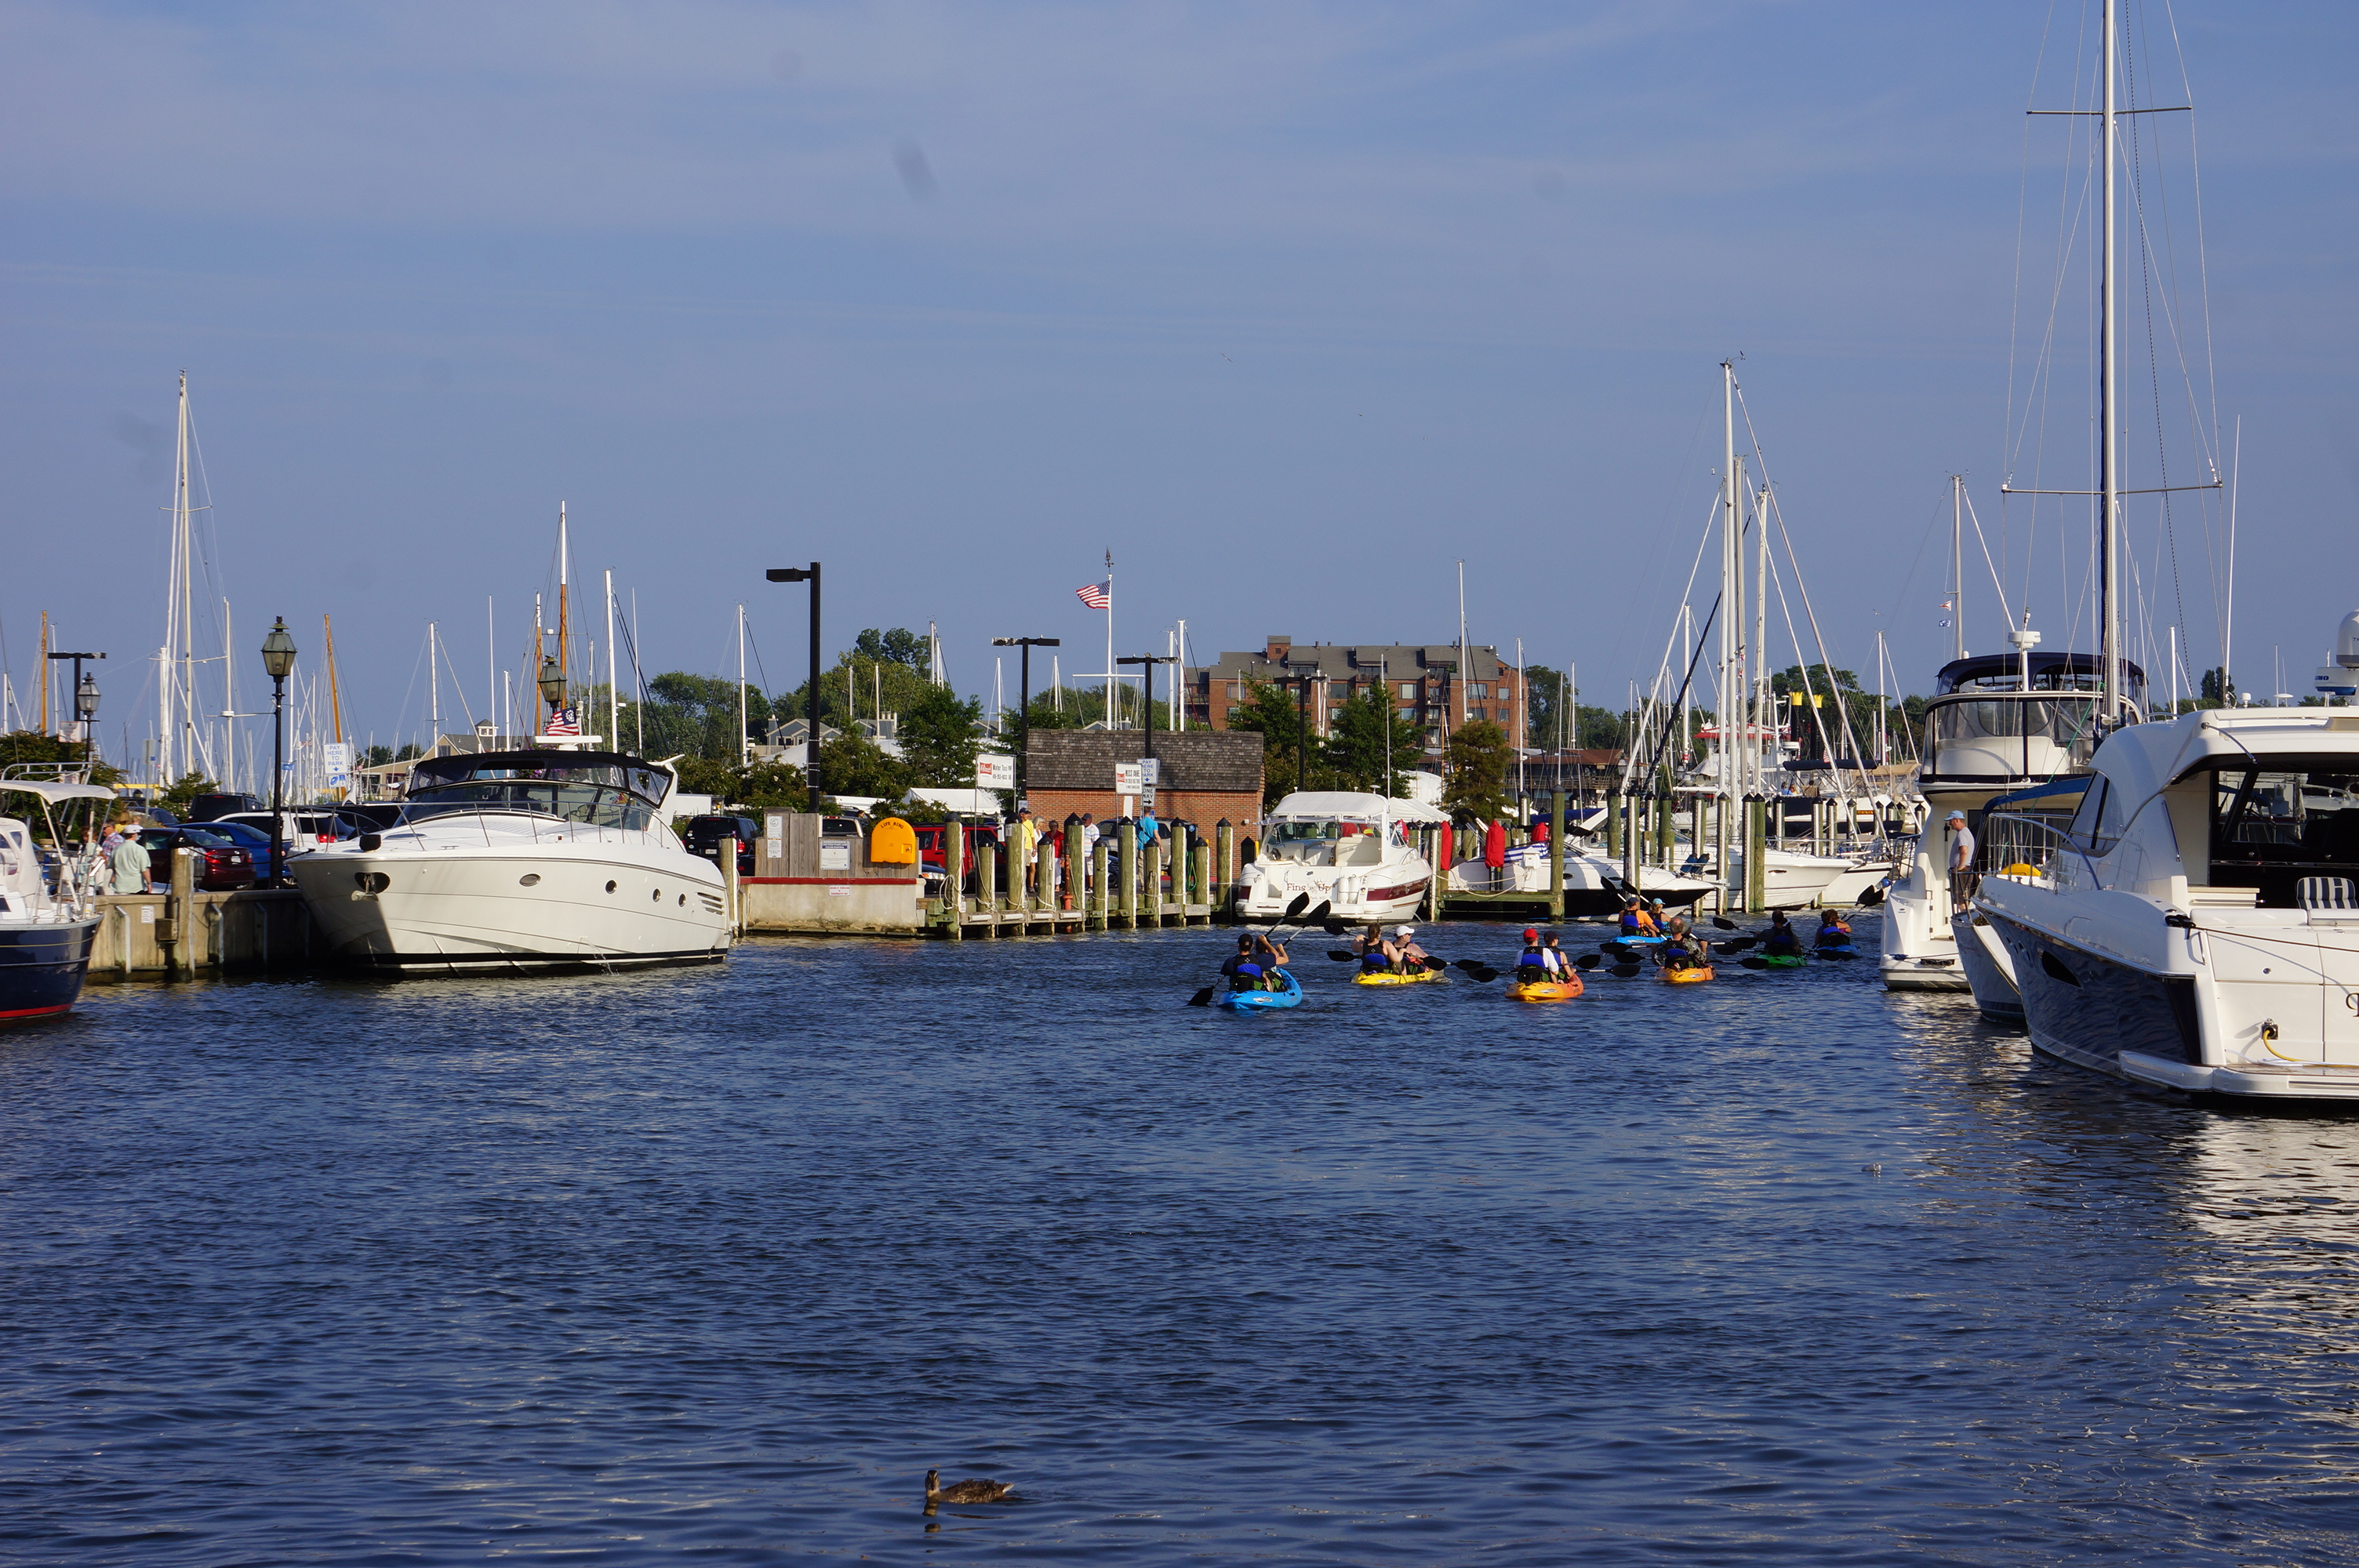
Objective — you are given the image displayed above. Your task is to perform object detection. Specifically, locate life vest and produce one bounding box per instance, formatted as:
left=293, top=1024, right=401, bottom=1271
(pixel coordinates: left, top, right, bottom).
left=1230, top=960, right=1266, bottom=990
left=1619, top=909, right=1643, bottom=933
left=1360, top=950, right=1388, bottom=971
left=1517, top=949, right=1548, bottom=970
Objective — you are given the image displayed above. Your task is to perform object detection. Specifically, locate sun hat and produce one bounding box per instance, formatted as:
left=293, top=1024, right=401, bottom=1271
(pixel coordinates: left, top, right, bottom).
left=1394, top=924, right=1415, bottom=938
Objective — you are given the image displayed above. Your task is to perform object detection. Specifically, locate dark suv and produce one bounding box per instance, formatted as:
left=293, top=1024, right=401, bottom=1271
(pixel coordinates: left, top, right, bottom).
left=186, top=793, right=264, bottom=823
left=684, top=815, right=760, bottom=876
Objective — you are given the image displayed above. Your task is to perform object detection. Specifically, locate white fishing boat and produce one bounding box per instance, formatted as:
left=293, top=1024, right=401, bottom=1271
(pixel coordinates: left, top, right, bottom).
left=290, top=747, right=729, bottom=971
left=0, top=782, right=110, bottom=1022
left=1976, top=710, right=2359, bottom=1101
left=1234, top=791, right=1441, bottom=924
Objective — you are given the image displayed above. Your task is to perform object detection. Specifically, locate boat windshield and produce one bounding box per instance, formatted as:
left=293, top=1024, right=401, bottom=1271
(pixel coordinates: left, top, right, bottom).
left=2205, top=758, right=2359, bottom=904
left=402, top=755, right=666, bottom=830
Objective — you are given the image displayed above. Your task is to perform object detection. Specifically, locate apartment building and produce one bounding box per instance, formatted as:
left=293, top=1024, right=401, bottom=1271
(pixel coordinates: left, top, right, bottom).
left=1188, top=636, right=1527, bottom=757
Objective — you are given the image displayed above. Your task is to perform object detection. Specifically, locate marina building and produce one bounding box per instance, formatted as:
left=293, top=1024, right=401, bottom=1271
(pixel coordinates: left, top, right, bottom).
left=1187, top=637, right=1529, bottom=758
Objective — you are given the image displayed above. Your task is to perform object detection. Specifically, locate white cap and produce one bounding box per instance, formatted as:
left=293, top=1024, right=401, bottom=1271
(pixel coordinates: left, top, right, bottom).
left=1395, top=924, right=1415, bottom=937
left=1946, top=810, right=1967, bottom=821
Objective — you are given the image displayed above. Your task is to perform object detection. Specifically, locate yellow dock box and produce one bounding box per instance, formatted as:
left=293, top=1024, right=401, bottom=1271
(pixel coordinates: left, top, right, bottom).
left=870, top=817, right=918, bottom=865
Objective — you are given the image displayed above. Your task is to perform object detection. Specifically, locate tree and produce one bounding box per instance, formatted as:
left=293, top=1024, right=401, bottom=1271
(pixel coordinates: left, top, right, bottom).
left=900, top=682, right=984, bottom=788
left=855, top=626, right=930, bottom=670
left=1322, top=686, right=1419, bottom=797
left=1772, top=664, right=1877, bottom=760
left=394, top=742, right=423, bottom=761
left=362, top=743, right=394, bottom=768
left=819, top=728, right=911, bottom=801
left=1443, top=720, right=1511, bottom=821
left=1225, top=680, right=1330, bottom=803
left=0, top=731, right=124, bottom=789
left=160, top=770, right=220, bottom=818
left=2200, top=666, right=2237, bottom=707
left=1525, top=665, right=1569, bottom=750
left=729, top=760, right=809, bottom=811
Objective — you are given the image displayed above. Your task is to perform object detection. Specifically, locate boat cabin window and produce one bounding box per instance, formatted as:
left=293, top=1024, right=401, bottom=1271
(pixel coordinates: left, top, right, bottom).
left=1931, top=696, right=2099, bottom=746
left=402, top=755, right=664, bottom=830
left=2202, top=758, right=2359, bottom=906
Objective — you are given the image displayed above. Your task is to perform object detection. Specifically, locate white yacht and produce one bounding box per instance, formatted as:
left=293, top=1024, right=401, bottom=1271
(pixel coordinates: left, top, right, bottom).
left=1234, top=791, right=1442, bottom=924
left=1973, top=710, right=2359, bottom=1101
left=1879, top=652, right=2117, bottom=992
left=0, top=782, right=109, bottom=1022
left=1950, top=775, right=2092, bottom=1020
left=290, top=748, right=730, bottom=972
left=1446, top=837, right=1717, bottom=913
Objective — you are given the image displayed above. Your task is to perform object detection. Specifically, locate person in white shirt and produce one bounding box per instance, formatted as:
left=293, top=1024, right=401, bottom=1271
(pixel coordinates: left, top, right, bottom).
left=1946, top=810, right=1976, bottom=910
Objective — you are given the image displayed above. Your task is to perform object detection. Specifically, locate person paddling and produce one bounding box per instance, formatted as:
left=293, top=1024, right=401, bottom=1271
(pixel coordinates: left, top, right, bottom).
left=1816, top=908, right=1852, bottom=949
left=1540, top=931, right=1570, bottom=978
left=1514, top=927, right=1551, bottom=979
left=1392, top=924, right=1431, bottom=970
left=1353, top=921, right=1398, bottom=975
left=1221, top=933, right=1285, bottom=993
left=1761, top=909, right=1801, bottom=958
left=1658, top=914, right=1707, bottom=972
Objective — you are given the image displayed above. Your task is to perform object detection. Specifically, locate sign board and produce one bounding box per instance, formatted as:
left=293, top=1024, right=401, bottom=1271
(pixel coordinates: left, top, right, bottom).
left=765, top=812, right=785, bottom=866
left=1113, top=763, right=1144, bottom=796
left=1139, top=758, right=1160, bottom=786
left=819, top=840, right=852, bottom=872
left=322, top=742, right=353, bottom=786
left=976, top=754, right=1016, bottom=790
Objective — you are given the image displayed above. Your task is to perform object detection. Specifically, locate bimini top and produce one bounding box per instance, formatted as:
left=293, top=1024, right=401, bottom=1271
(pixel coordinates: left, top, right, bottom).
left=1265, top=790, right=1450, bottom=825
left=0, top=780, right=118, bottom=804
left=1935, top=652, right=2146, bottom=696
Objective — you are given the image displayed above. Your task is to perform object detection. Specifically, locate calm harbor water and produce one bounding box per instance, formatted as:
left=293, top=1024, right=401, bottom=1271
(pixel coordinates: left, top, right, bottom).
left=5, top=916, right=2358, bottom=1565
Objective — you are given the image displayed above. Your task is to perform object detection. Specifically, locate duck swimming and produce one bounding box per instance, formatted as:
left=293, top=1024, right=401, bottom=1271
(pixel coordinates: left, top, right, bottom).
left=925, top=1468, right=1015, bottom=1504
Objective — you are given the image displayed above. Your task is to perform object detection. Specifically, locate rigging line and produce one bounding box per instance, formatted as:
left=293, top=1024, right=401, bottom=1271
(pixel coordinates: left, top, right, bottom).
left=390, top=628, right=430, bottom=760
left=2122, top=18, right=2196, bottom=685
left=2007, top=0, right=2070, bottom=494
left=1958, top=489, right=2014, bottom=625
left=1603, top=403, right=1715, bottom=693
left=1763, top=550, right=1851, bottom=801
left=2010, top=1, right=2098, bottom=477
left=434, top=630, right=478, bottom=731
left=1761, top=485, right=1872, bottom=793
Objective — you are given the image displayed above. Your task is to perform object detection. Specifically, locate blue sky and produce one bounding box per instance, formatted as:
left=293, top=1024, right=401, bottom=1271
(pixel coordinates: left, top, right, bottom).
left=3, top=1, right=2353, bottom=761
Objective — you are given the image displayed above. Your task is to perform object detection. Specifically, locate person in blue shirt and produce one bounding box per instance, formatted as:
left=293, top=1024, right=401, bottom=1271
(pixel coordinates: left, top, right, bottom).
left=1515, top=927, right=1551, bottom=977
left=1136, top=808, right=1160, bottom=853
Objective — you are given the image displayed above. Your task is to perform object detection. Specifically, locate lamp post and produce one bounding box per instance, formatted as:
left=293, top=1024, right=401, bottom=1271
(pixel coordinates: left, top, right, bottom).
left=1117, top=652, right=1179, bottom=814
left=260, top=618, right=296, bottom=887
left=992, top=637, right=1060, bottom=801
left=45, top=650, right=104, bottom=746
left=536, top=655, right=566, bottom=734
left=764, top=563, right=822, bottom=814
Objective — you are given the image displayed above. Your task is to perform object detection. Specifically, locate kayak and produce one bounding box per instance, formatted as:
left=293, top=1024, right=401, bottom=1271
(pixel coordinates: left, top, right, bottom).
left=1609, top=933, right=1666, bottom=947
left=1217, top=969, right=1303, bottom=1011
left=1507, top=976, right=1583, bottom=1002
left=1353, top=967, right=1447, bottom=986
left=1761, top=953, right=1809, bottom=969
left=1814, top=942, right=1858, bottom=957
left=1659, top=964, right=1714, bottom=985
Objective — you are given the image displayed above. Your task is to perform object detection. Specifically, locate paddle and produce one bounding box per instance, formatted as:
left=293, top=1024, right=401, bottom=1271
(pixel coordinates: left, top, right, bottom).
left=1856, top=886, right=1885, bottom=908
left=1740, top=956, right=1768, bottom=970
left=1191, top=894, right=1314, bottom=1004
left=1608, top=963, right=1644, bottom=978
left=1710, top=915, right=1738, bottom=931
left=1574, top=953, right=1601, bottom=971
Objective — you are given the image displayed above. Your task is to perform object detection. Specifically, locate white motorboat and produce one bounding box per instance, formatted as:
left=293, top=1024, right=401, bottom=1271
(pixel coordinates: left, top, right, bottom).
left=1974, top=710, right=2359, bottom=1102
left=1234, top=791, right=1441, bottom=924
left=0, top=782, right=109, bottom=1022
left=1447, top=837, right=1716, bottom=913
left=1948, top=775, right=2092, bottom=1020
left=290, top=748, right=730, bottom=972
left=1674, top=839, right=1852, bottom=911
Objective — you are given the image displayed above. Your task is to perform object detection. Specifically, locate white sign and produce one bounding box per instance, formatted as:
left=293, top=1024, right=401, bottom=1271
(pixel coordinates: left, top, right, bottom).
left=1113, top=763, right=1144, bottom=796
left=976, top=754, right=1017, bottom=789
left=819, top=840, right=852, bottom=871
left=322, top=742, right=353, bottom=785
left=1139, top=757, right=1160, bottom=786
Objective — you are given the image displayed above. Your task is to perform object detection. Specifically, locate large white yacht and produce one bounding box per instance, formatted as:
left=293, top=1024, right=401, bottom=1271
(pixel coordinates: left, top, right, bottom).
left=1234, top=791, right=1443, bottom=924
left=1879, top=651, right=2119, bottom=991
left=291, top=748, right=730, bottom=972
left=0, top=782, right=109, bottom=1021
left=1972, top=710, right=2359, bottom=1102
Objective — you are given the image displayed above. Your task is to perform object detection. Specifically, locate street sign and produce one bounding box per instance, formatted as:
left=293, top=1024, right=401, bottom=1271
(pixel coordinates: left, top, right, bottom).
left=976, top=754, right=1016, bottom=789
left=1113, top=763, right=1143, bottom=796
left=322, top=742, right=353, bottom=786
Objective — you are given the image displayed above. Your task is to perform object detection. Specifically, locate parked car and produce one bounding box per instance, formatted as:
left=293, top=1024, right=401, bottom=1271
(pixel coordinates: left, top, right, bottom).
left=340, top=802, right=407, bottom=830
left=913, top=821, right=1004, bottom=892
left=202, top=819, right=287, bottom=882
left=136, top=826, right=256, bottom=891
left=186, top=792, right=263, bottom=823
left=683, top=814, right=759, bottom=876
left=216, top=810, right=365, bottom=852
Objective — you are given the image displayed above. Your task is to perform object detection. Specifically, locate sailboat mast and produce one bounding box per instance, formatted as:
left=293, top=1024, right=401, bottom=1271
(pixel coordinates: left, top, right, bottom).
left=737, top=603, right=749, bottom=768
left=1753, top=477, right=1768, bottom=793
left=2099, top=0, right=2124, bottom=722
left=1717, top=361, right=1738, bottom=890
left=323, top=615, right=343, bottom=744
left=605, top=571, right=618, bottom=749
left=557, top=503, right=572, bottom=695
left=1952, top=475, right=1966, bottom=663
left=429, top=622, right=440, bottom=735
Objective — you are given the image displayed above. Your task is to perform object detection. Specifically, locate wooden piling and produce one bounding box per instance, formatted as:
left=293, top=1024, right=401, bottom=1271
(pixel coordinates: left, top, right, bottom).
left=943, top=818, right=965, bottom=939
left=1192, top=843, right=1212, bottom=924
left=165, top=848, right=196, bottom=981
left=1745, top=797, right=1768, bottom=911
left=1037, top=837, right=1056, bottom=927
left=978, top=835, right=998, bottom=934
left=1548, top=788, right=1565, bottom=920
left=1146, top=840, right=1164, bottom=926
left=1089, top=840, right=1108, bottom=931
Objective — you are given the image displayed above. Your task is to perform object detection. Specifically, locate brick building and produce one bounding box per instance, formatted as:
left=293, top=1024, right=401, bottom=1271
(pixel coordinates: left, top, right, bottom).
left=1187, top=637, right=1529, bottom=760
left=1023, top=729, right=1265, bottom=829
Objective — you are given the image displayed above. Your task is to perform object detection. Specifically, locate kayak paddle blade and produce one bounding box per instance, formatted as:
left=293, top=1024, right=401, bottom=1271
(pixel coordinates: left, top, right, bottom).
left=1741, top=956, right=1768, bottom=970
left=1187, top=987, right=1216, bottom=1007
left=1574, top=953, right=1601, bottom=971
left=1608, top=963, right=1643, bottom=978
left=1710, top=916, right=1737, bottom=930
left=1326, top=949, right=1358, bottom=961
left=1282, top=893, right=1310, bottom=921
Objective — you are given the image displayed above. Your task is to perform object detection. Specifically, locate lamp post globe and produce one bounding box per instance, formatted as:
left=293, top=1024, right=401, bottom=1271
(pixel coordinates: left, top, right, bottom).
left=75, top=670, right=100, bottom=724
left=537, top=656, right=567, bottom=715
left=259, top=616, right=298, bottom=887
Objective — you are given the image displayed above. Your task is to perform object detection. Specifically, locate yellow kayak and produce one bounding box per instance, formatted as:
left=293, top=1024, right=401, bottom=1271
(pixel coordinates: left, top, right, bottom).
left=1659, top=964, right=1715, bottom=985
left=1506, top=977, right=1583, bottom=1002
left=1353, top=967, right=1448, bottom=986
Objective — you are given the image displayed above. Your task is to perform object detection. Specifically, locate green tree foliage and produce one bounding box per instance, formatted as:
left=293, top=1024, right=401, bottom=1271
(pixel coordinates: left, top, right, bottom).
left=2200, top=666, right=2237, bottom=707
left=1226, top=680, right=1333, bottom=803
left=899, top=682, right=984, bottom=788
left=1522, top=667, right=1633, bottom=752
left=1443, top=720, right=1512, bottom=822
left=1771, top=664, right=1880, bottom=759
left=160, top=770, right=220, bottom=818
left=362, top=743, right=394, bottom=768
left=1321, top=686, right=1419, bottom=797
left=0, top=731, right=124, bottom=788
left=729, top=760, right=809, bottom=810
left=819, top=728, right=911, bottom=802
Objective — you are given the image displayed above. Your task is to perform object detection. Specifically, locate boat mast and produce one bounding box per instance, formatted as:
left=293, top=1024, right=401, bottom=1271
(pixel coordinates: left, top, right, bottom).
left=1951, top=474, right=1965, bottom=663
left=737, top=603, right=749, bottom=768
left=2099, top=0, right=2123, bottom=724
left=1753, top=476, right=1768, bottom=793
left=605, top=571, right=618, bottom=749
left=557, top=503, right=572, bottom=702
left=1717, top=360, right=1738, bottom=892
left=429, top=620, right=440, bottom=740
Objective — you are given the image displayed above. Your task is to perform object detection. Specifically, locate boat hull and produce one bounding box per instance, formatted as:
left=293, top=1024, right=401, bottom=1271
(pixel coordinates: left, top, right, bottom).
left=1659, top=964, right=1714, bottom=985
left=1507, top=977, right=1582, bottom=1001
left=291, top=837, right=729, bottom=971
left=1216, top=971, right=1303, bottom=1011
left=1353, top=967, right=1446, bottom=986
left=0, top=916, right=99, bottom=1021
left=1951, top=909, right=2024, bottom=1020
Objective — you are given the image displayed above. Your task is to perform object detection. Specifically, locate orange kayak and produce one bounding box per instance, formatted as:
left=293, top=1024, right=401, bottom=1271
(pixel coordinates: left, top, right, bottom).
left=1507, top=977, right=1583, bottom=1002
left=1659, top=964, right=1714, bottom=985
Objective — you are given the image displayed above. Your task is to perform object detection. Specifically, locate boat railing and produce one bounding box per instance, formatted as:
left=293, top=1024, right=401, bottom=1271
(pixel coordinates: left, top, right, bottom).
left=1977, top=812, right=2101, bottom=893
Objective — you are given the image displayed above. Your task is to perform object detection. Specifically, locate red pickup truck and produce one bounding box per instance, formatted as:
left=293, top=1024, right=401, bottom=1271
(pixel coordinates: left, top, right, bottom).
left=913, top=822, right=1003, bottom=891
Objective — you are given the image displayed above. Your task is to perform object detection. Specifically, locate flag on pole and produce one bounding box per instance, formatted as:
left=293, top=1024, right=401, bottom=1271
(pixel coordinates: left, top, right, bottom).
left=1075, top=581, right=1111, bottom=611
left=545, top=705, right=580, bottom=736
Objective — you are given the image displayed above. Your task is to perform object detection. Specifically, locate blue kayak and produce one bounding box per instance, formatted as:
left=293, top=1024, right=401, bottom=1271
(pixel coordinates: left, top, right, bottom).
left=1216, top=969, right=1304, bottom=1011
left=1814, top=942, right=1857, bottom=957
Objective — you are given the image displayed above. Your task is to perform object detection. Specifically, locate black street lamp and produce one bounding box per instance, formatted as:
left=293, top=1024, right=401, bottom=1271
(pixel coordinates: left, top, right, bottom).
left=1117, top=652, right=1180, bottom=811
left=536, top=655, right=567, bottom=728
left=260, top=618, right=297, bottom=886
left=45, top=649, right=104, bottom=744
left=992, top=637, right=1060, bottom=800
left=765, top=563, right=822, bottom=814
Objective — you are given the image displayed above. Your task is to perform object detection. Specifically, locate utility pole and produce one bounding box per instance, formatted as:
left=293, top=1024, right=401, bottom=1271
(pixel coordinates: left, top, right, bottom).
left=765, top=563, right=823, bottom=813
left=994, top=637, right=1061, bottom=800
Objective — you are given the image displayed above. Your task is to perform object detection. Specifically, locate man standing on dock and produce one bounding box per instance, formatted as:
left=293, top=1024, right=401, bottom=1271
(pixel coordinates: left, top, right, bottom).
left=1012, top=807, right=1038, bottom=900
left=1946, top=811, right=1976, bottom=912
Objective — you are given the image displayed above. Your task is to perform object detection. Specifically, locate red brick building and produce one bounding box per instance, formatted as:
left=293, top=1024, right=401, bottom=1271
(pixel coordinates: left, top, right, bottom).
left=1023, top=730, right=1265, bottom=831
left=1187, top=637, right=1529, bottom=760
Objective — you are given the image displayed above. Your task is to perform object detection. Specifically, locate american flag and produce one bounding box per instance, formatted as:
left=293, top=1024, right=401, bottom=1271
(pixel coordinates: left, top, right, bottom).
left=545, top=704, right=580, bottom=736
left=1075, top=580, right=1111, bottom=610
